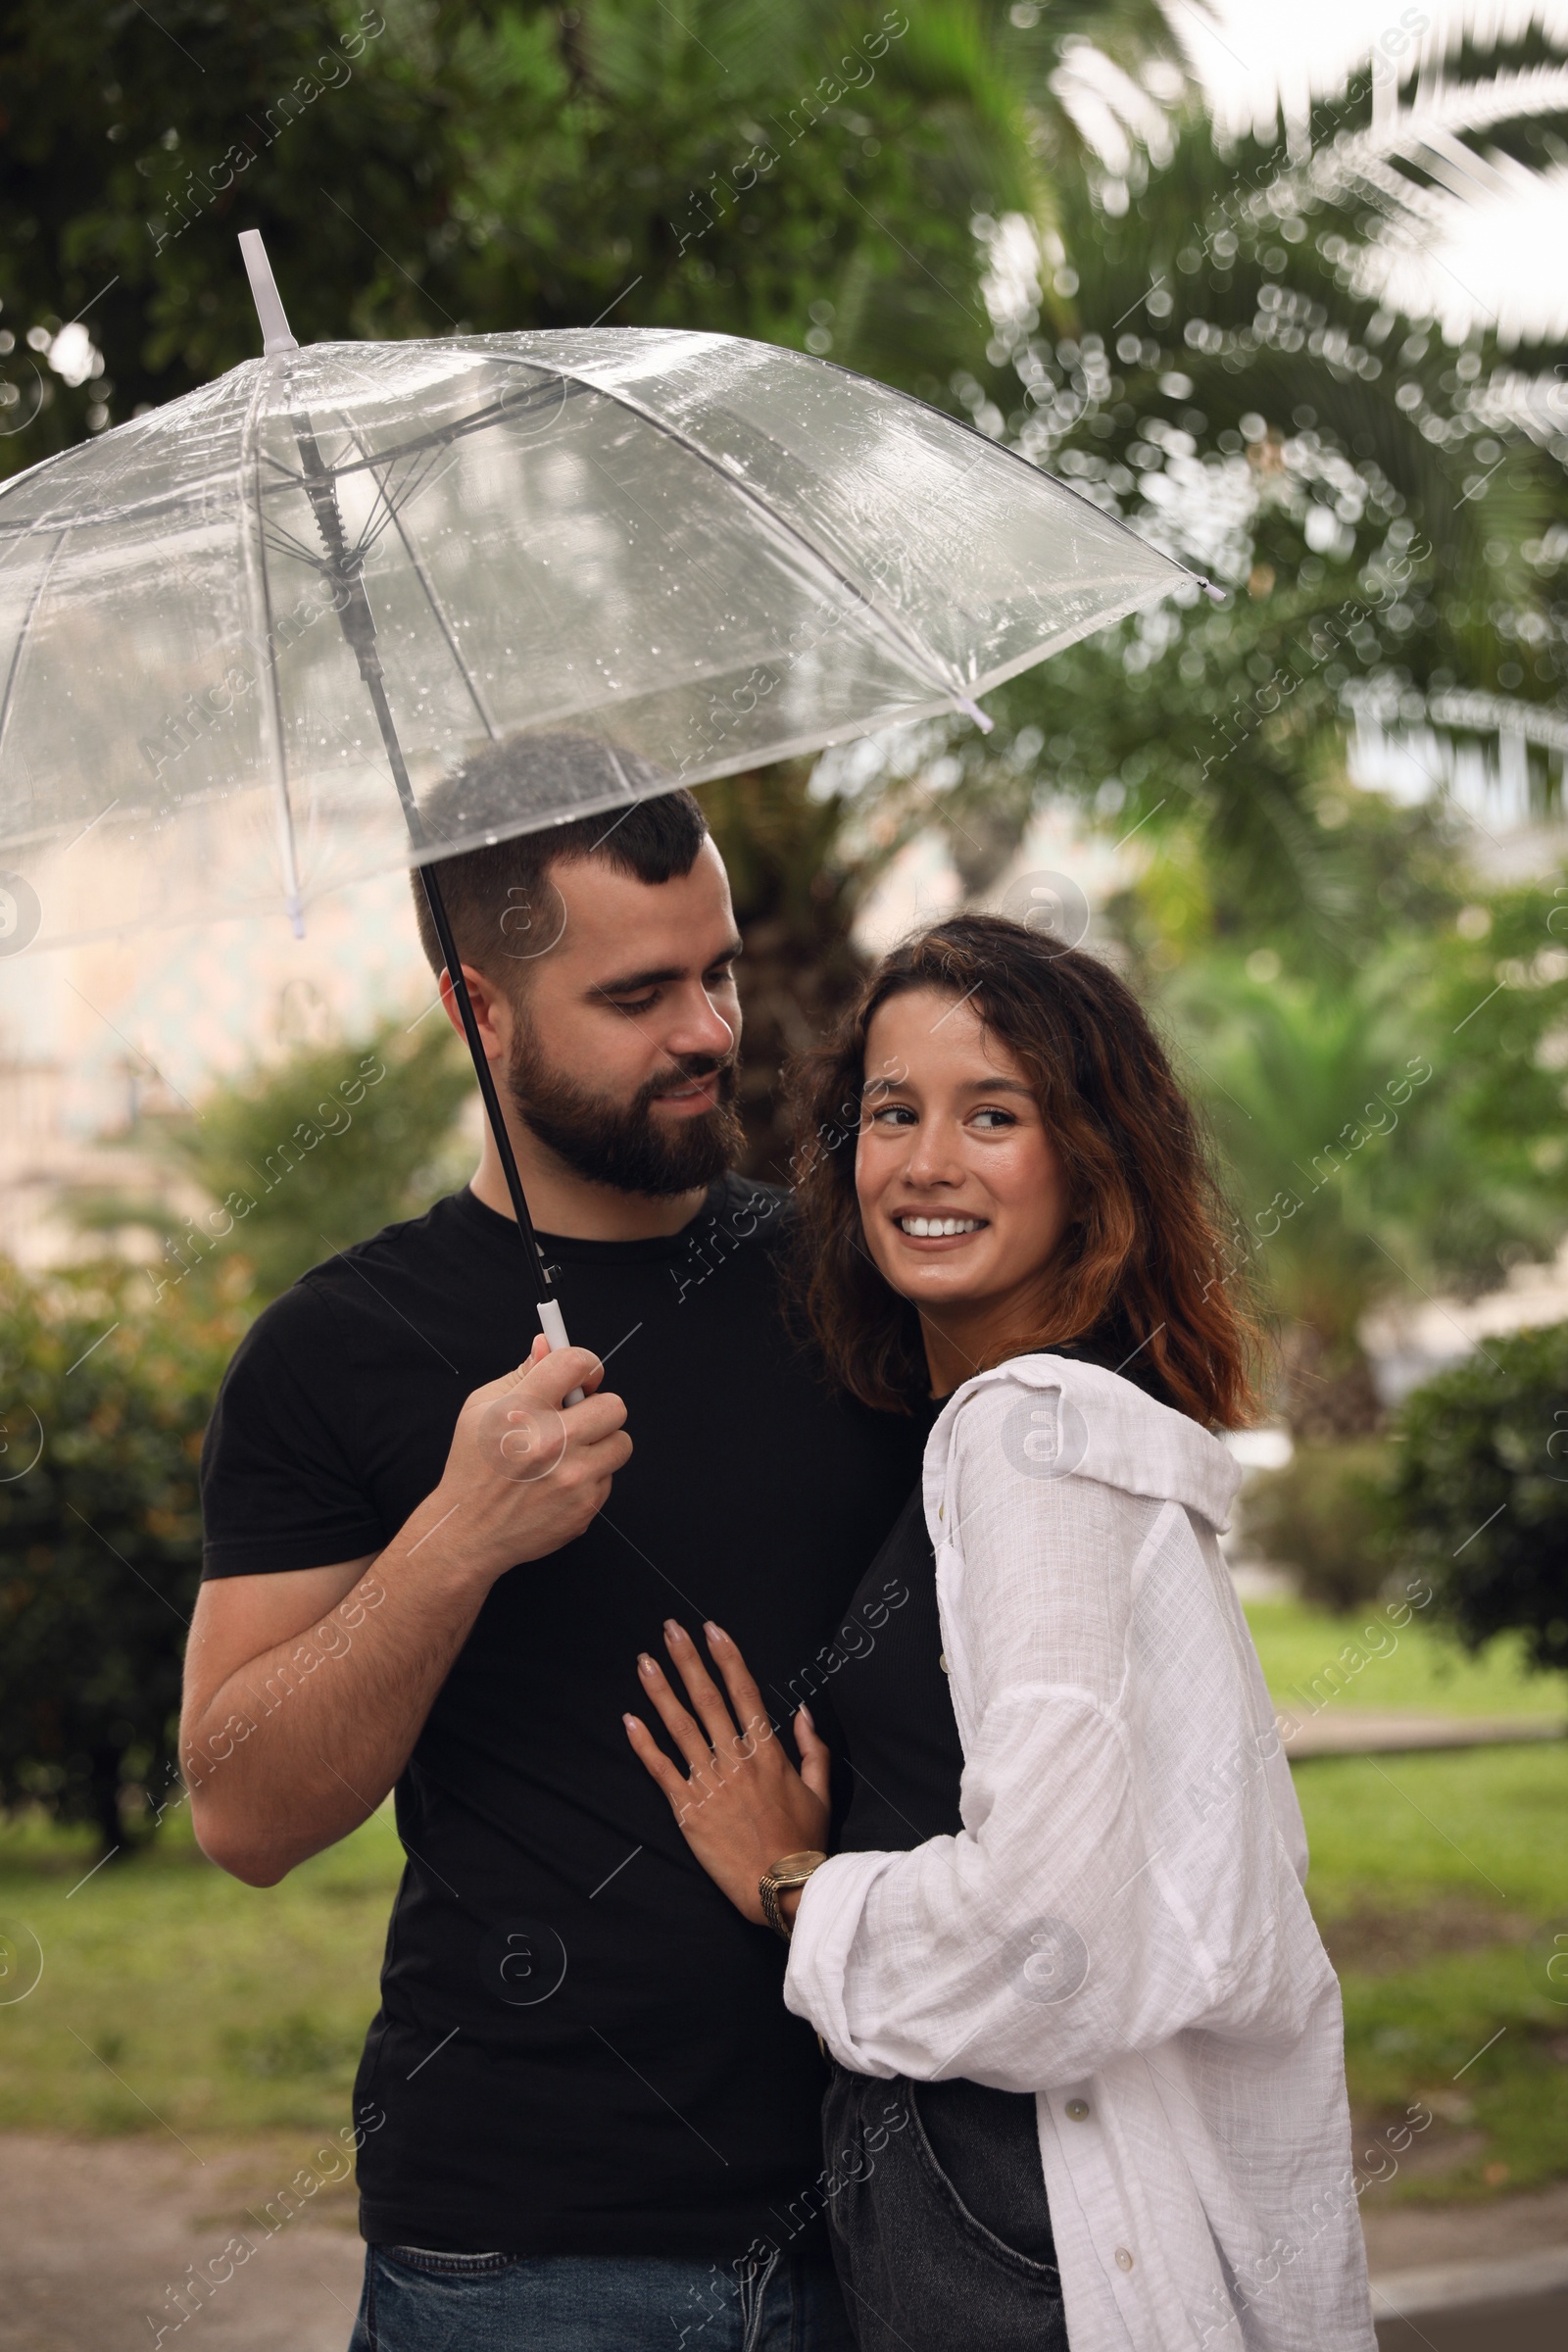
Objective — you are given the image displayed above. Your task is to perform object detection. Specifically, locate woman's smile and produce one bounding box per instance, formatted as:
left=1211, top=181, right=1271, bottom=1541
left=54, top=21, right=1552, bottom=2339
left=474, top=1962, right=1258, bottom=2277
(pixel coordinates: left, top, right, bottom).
left=889, top=1209, right=989, bottom=1244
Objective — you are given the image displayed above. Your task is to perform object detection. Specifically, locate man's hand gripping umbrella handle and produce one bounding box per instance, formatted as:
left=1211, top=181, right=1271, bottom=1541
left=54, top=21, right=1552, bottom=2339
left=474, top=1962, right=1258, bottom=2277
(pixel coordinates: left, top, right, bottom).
left=538, top=1298, right=587, bottom=1406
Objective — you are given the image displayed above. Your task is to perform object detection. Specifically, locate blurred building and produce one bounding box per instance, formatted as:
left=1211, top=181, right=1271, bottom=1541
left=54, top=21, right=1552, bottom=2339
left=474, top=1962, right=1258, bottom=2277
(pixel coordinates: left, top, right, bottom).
left=0, top=865, right=429, bottom=1269
left=1363, top=1237, right=1568, bottom=1405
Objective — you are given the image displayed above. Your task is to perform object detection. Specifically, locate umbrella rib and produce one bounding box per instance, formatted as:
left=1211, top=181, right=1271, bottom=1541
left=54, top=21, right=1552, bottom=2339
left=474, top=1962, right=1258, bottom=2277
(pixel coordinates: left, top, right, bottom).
left=488, top=349, right=1198, bottom=698
left=261, top=522, right=333, bottom=569
left=334, top=377, right=578, bottom=478
left=334, top=413, right=499, bottom=740
left=0, top=526, right=67, bottom=802
left=808, top=350, right=1211, bottom=591
left=269, top=437, right=455, bottom=578
left=346, top=499, right=404, bottom=567
left=259, top=426, right=466, bottom=607
left=241, top=361, right=306, bottom=935
left=254, top=378, right=577, bottom=497
left=350, top=443, right=452, bottom=561
left=478, top=353, right=974, bottom=707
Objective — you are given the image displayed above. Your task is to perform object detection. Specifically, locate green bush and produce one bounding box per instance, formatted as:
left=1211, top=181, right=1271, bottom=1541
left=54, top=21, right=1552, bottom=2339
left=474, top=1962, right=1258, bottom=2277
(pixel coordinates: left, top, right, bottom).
left=1386, top=1322, right=1568, bottom=1675
left=74, top=1015, right=470, bottom=1308
left=1239, top=1440, right=1393, bottom=1613
left=6, top=1020, right=472, bottom=1859
left=0, top=1262, right=235, bottom=1855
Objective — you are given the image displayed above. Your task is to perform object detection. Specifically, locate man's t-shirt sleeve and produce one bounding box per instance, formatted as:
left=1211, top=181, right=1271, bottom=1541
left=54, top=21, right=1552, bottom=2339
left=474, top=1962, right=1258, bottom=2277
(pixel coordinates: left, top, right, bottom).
left=200, top=1284, right=386, bottom=1579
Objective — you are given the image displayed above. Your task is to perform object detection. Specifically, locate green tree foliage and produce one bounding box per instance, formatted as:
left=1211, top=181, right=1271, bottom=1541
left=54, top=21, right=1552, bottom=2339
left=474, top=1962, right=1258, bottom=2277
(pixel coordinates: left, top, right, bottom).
left=1172, top=958, right=1446, bottom=1428
left=1387, top=1322, right=1568, bottom=1675
left=1166, top=867, right=1568, bottom=1428
left=76, top=1015, right=471, bottom=1309
left=8, top=0, right=1567, bottom=1357
left=1238, top=1440, right=1392, bottom=1614
left=0, top=1264, right=234, bottom=1855
left=696, top=20, right=1568, bottom=1120
left=0, top=0, right=1180, bottom=466
left=1404, top=879, right=1568, bottom=1274
left=703, top=758, right=898, bottom=1174
left=946, top=61, right=1568, bottom=934
left=8, top=1015, right=469, bottom=1857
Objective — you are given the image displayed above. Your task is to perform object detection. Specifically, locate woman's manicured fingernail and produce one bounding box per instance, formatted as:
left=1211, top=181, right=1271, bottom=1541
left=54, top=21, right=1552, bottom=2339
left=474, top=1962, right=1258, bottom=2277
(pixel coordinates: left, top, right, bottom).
left=623, top=1714, right=639, bottom=1731
left=799, top=1704, right=814, bottom=1730
left=706, top=1620, right=729, bottom=1643
left=638, top=1653, right=658, bottom=1677
left=664, top=1619, right=688, bottom=1642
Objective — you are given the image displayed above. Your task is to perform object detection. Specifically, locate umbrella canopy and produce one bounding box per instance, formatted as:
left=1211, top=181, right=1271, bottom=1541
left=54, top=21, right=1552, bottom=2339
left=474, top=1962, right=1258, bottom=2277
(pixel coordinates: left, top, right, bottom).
left=0, top=241, right=1200, bottom=1339
left=0, top=291, right=1192, bottom=956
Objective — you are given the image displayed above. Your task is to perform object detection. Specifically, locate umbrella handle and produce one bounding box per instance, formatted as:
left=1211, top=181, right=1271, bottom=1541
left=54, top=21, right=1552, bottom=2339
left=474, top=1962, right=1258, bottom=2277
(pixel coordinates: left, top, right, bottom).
left=537, top=1297, right=587, bottom=1407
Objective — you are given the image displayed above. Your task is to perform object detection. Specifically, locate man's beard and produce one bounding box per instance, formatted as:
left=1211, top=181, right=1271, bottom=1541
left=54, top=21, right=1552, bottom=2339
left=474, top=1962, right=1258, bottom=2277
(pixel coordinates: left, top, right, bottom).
left=507, top=1031, right=745, bottom=1199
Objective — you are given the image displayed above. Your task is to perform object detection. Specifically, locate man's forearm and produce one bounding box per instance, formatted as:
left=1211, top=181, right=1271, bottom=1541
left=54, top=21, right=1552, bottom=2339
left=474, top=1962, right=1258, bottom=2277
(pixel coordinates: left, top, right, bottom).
left=184, top=1494, right=493, bottom=1885
left=186, top=1340, right=630, bottom=1883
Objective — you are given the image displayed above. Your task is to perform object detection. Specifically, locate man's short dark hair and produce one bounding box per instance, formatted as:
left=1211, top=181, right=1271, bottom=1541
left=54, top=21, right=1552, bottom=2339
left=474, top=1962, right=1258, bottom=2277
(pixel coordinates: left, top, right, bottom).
left=410, top=731, right=710, bottom=980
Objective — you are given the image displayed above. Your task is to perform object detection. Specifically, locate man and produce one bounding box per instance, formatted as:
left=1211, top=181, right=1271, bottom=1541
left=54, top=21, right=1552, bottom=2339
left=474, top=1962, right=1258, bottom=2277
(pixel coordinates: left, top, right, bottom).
left=183, top=736, right=923, bottom=2350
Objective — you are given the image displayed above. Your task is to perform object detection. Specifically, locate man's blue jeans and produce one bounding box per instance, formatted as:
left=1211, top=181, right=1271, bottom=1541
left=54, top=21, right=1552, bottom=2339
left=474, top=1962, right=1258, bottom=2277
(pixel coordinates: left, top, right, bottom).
left=346, top=2241, right=856, bottom=2351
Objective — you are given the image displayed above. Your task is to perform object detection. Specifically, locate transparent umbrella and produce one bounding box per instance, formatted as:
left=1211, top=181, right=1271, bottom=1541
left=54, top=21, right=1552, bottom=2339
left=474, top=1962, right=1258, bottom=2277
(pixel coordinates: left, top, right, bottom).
left=0, top=235, right=1198, bottom=1350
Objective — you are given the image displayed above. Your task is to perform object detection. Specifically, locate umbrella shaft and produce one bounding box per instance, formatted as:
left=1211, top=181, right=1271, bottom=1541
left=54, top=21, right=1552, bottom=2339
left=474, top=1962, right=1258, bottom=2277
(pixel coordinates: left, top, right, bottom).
left=406, top=844, right=561, bottom=1315
left=417, top=859, right=554, bottom=1305
left=349, top=634, right=555, bottom=1303
left=286, top=415, right=553, bottom=1305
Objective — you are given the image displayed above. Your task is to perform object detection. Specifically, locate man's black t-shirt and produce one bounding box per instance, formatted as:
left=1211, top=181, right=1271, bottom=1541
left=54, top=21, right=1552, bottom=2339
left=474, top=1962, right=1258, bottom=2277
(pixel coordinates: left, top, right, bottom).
left=198, top=1175, right=922, bottom=2260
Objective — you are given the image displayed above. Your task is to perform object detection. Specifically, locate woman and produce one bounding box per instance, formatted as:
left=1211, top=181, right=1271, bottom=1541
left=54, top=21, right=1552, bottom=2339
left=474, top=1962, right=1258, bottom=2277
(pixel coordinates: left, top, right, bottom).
left=625, top=916, right=1375, bottom=2352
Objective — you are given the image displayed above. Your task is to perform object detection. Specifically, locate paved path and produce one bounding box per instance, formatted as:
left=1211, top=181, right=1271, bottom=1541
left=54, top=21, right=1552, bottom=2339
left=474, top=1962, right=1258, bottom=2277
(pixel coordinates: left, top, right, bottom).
left=0, top=2133, right=363, bottom=2352
left=1277, top=1710, right=1564, bottom=1758
left=1363, top=2183, right=1568, bottom=2350
left=1372, top=2247, right=1568, bottom=2351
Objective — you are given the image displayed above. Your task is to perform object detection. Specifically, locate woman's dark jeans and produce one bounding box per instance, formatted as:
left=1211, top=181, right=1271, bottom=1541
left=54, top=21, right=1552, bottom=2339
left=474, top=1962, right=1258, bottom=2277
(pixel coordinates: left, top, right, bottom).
left=821, top=2066, right=1068, bottom=2352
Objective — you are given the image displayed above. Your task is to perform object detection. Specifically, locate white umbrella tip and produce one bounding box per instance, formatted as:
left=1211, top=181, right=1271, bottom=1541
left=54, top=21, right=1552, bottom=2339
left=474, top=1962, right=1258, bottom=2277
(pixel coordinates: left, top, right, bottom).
left=238, top=231, right=300, bottom=359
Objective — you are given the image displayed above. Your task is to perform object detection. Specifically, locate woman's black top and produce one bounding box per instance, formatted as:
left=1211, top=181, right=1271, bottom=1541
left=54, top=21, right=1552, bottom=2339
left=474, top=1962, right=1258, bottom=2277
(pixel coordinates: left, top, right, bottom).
left=836, top=1328, right=1175, bottom=1859
left=833, top=1472, right=1056, bottom=2263
left=837, top=1485, right=965, bottom=1854
left=828, top=1333, right=1179, bottom=2268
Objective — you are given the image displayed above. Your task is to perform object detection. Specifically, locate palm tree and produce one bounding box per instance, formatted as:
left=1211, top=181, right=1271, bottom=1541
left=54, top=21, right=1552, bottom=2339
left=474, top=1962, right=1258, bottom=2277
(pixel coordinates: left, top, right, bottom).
left=1165, top=851, right=1568, bottom=1437
left=718, top=15, right=1568, bottom=1099
left=701, top=760, right=886, bottom=1176
left=477, top=1, right=1197, bottom=403
left=943, top=30, right=1568, bottom=926
left=1169, top=959, right=1444, bottom=1432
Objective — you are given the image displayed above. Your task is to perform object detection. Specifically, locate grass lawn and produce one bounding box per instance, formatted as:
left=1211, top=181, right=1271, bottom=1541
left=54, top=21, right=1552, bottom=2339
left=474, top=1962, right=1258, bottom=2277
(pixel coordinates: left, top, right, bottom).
left=1244, top=1601, right=1568, bottom=2202
left=0, top=1802, right=402, bottom=2142
left=1291, top=1744, right=1568, bottom=2201
left=1, top=1603, right=1563, bottom=2211
left=1245, top=1597, right=1561, bottom=1720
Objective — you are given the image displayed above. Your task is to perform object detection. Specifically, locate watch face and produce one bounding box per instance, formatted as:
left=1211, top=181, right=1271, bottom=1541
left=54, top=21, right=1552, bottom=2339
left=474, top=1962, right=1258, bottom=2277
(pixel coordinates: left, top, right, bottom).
left=774, top=1851, right=824, bottom=1878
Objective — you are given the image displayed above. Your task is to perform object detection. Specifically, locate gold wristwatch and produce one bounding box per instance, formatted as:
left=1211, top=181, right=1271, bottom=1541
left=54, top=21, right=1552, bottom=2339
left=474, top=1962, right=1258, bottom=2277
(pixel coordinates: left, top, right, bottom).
left=759, top=1849, right=827, bottom=1941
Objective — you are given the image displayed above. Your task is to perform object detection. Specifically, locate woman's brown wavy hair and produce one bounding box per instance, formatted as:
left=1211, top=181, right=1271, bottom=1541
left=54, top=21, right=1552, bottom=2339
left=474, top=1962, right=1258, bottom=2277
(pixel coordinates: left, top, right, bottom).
left=787, top=914, right=1260, bottom=1428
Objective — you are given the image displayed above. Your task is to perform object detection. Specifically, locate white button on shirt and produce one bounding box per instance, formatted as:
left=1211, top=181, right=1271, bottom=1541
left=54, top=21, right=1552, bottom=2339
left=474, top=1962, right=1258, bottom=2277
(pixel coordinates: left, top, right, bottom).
left=787, top=1355, right=1377, bottom=2352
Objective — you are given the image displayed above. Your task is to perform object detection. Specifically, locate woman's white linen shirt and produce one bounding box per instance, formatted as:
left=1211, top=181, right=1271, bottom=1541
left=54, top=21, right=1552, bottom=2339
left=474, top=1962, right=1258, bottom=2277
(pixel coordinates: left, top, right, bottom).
left=785, top=1355, right=1376, bottom=2352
